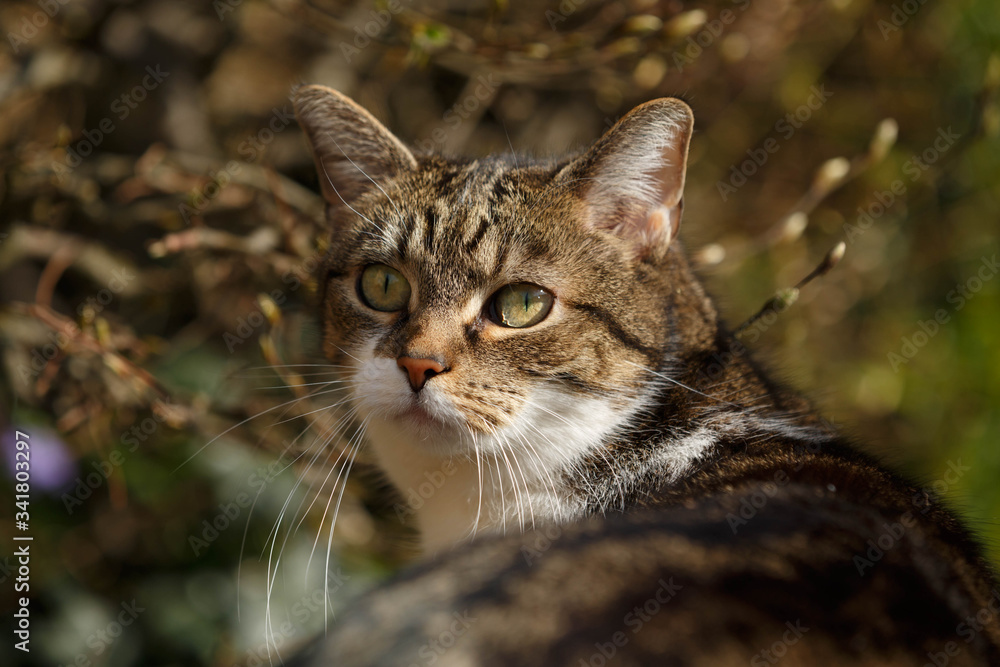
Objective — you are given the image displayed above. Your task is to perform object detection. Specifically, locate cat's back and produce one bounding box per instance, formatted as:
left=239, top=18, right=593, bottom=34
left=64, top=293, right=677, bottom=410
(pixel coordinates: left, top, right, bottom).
left=299, top=471, right=1000, bottom=666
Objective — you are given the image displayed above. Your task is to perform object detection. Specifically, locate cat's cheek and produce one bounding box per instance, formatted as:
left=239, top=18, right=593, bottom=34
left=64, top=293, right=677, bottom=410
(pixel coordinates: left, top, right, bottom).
left=416, top=386, right=469, bottom=427
left=322, top=303, right=374, bottom=360
left=353, top=339, right=404, bottom=393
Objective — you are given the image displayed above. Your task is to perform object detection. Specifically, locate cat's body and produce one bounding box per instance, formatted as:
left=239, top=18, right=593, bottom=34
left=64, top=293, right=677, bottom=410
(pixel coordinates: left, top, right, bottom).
left=287, top=86, right=1000, bottom=665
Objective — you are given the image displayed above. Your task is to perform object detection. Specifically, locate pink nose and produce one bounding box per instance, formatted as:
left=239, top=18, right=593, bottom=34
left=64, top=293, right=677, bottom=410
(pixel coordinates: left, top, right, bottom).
left=397, top=356, right=447, bottom=391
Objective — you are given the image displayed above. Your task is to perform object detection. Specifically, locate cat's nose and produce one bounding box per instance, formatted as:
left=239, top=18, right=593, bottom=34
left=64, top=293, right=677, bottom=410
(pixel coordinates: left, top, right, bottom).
left=397, top=355, right=447, bottom=391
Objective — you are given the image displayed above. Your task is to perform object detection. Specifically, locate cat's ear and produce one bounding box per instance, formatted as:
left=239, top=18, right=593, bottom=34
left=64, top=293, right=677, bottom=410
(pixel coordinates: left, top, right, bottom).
left=564, top=98, right=694, bottom=257
left=293, top=85, right=417, bottom=208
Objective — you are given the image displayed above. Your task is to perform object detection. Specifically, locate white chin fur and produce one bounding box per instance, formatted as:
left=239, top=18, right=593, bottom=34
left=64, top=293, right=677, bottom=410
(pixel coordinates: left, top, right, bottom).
left=348, top=342, right=639, bottom=552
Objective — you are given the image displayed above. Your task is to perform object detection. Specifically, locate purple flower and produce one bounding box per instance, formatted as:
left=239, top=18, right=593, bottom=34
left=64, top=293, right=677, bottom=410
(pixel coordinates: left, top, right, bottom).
left=3, top=427, right=77, bottom=494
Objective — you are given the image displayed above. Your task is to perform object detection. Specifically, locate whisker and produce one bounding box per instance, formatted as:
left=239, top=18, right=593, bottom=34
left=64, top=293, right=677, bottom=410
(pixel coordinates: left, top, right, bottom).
left=174, top=385, right=351, bottom=471
left=498, top=435, right=526, bottom=532
left=262, top=404, right=359, bottom=661
left=296, top=410, right=362, bottom=545
left=624, top=360, right=738, bottom=407
left=252, top=380, right=349, bottom=390
left=236, top=428, right=318, bottom=623
left=267, top=406, right=359, bottom=567
left=304, top=420, right=366, bottom=578
left=496, top=421, right=536, bottom=530
left=317, top=152, right=381, bottom=229
left=323, top=426, right=364, bottom=630
left=323, top=130, right=404, bottom=221
left=472, top=429, right=484, bottom=541
left=239, top=364, right=352, bottom=371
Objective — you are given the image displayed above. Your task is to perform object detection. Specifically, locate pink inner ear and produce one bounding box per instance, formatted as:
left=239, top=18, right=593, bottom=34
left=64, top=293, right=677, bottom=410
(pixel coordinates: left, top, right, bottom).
left=657, top=155, right=687, bottom=212
left=647, top=204, right=681, bottom=248
left=573, top=98, right=693, bottom=253
left=589, top=172, right=684, bottom=252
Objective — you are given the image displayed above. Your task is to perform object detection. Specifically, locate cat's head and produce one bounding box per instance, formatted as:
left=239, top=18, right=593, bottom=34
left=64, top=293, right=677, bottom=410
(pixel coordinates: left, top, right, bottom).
left=293, top=86, right=709, bottom=465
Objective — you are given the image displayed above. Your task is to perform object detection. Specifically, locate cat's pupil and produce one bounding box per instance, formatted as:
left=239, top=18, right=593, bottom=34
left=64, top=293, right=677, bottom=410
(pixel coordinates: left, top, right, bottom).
left=492, top=283, right=553, bottom=328
left=359, top=264, right=410, bottom=312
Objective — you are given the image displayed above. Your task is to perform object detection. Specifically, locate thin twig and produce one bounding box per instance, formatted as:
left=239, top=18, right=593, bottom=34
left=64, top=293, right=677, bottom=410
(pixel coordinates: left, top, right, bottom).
left=734, top=241, right=845, bottom=337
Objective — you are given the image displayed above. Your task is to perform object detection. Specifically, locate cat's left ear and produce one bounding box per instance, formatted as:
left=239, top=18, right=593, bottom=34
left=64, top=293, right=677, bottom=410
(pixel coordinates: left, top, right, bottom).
left=564, top=98, right=694, bottom=258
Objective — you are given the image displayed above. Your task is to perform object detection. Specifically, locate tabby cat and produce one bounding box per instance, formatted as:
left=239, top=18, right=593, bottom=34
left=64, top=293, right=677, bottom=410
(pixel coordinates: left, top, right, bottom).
left=286, top=85, right=1000, bottom=666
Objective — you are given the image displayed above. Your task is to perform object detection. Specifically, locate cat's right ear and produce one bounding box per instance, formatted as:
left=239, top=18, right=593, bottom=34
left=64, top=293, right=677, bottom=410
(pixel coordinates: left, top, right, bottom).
left=293, top=85, right=417, bottom=209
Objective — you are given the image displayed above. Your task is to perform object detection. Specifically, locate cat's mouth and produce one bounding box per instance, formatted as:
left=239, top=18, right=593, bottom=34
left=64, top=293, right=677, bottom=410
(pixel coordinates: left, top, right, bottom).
left=353, top=354, right=470, bottom=438
left=397, top=400, right=438, bottom=427
left=383, top=387, right=466, bottom=435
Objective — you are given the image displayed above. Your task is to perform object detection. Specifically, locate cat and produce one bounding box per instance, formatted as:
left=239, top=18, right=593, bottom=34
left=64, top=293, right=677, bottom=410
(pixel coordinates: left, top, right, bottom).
left=284, top=85, right=1000, bottom=666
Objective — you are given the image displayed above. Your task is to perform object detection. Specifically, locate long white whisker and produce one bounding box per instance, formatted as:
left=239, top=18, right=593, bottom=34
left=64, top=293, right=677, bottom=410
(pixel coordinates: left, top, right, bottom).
left=323, top=426, right=364, bottom=630
left=253, top=379, right=350, bottom=390
left=481, top=421, right=513, bottom=534
left=266, top=406, right=359, bottom=593
left=300, top=415, right=363, bottom=576
left=499, top=425, right=534, bottom=530
left=317, top=154, right=380, bottom=228
left=268, top=395, right=353, bottom=428
left=498, top=437, right=525, bottom=532
left=473, top=430, right=484, bottom=540
left=292, top=409, right=362, bottom=536
left=624, top=360, right=737, bottom=407
left=175, top=386, right=350, bottom=471
left=322, top=130, right=404, bottom=221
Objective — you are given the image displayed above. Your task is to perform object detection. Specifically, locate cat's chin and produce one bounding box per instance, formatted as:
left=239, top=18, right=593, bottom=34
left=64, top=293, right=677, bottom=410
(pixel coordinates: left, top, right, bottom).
left=372, top=398, right=468, bottom=448
left=394, top=402, right=453, bottom=432
left=365, top=410, right=471, bottom=461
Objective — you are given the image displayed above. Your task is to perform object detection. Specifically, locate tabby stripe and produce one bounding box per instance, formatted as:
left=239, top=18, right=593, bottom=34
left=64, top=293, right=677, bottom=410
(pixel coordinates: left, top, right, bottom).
left=551, top=371, right=594, bottom=391
left=573, top=302, right=661, bottom=362
left=424, top=207, right=436, bottom=251
left=397, top=214, right=419, bottom=258
left=522, top=367, right=596, bottom=391
left=465, top=216, right=491, bottom=252
left=396, top=224, right=410, bottom=257
left=494, top=240, right=511, bottom=276
left=491, top=176, right=510, bottom=202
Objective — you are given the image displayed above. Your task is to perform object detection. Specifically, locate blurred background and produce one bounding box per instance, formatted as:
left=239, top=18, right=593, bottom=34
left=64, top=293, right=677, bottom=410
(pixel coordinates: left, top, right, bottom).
left=1, top=0, right=998, bottom=664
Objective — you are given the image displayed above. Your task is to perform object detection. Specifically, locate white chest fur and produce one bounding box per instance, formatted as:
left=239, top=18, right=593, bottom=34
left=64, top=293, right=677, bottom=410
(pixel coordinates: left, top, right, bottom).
left=365, top=417, right=583, bottom=553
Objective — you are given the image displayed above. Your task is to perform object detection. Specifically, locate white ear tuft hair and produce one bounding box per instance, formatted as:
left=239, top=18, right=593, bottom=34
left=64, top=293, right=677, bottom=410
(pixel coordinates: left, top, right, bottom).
left=563, top=98, right=694, bottom=256
left=293, top=85, right=416, bottom=210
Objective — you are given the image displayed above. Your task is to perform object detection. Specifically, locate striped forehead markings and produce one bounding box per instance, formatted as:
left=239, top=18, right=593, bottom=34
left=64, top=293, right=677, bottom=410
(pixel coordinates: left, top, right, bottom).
left=464, top=215, right=492, bottom=253
left=395, top=216, right=412, bottom=258
left=423, top=205, right=437, bottom=253
left=381, top=163, right=553, bottom=282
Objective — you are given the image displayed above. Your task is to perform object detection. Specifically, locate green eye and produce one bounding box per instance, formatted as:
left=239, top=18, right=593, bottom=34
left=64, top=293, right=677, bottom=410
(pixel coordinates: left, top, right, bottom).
left=359, top=264, right=411, bottom=312
left=490, top=283, right=553, bottom=328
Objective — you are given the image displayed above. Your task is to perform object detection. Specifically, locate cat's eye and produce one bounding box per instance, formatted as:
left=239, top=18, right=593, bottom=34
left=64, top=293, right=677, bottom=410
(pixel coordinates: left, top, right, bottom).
left=489, top=283, right=553, bottom=328
left=359, top=264, right=411, bottom=312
